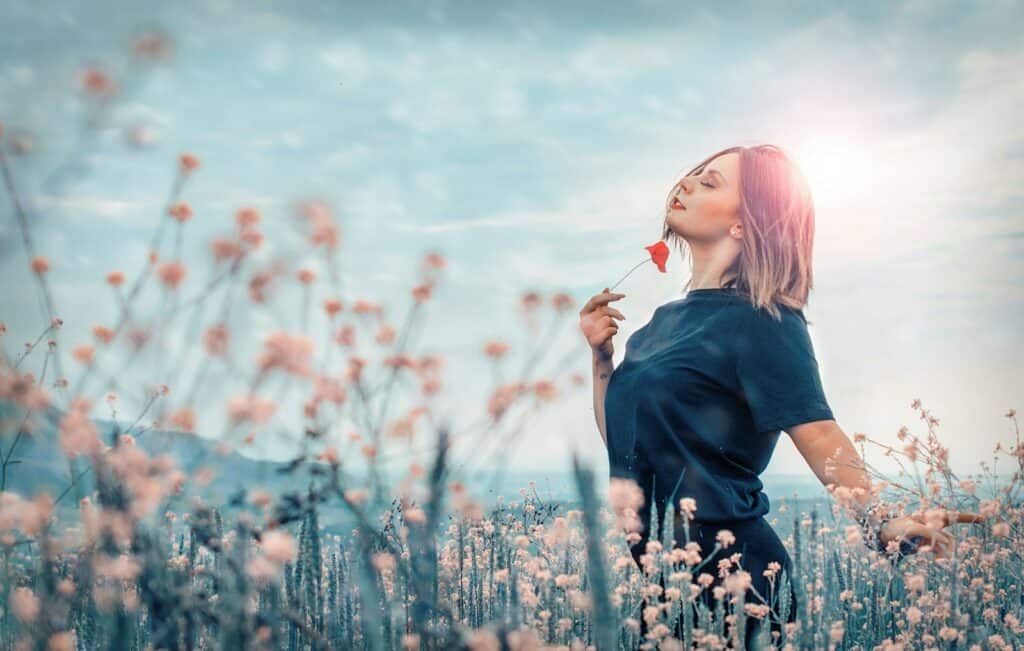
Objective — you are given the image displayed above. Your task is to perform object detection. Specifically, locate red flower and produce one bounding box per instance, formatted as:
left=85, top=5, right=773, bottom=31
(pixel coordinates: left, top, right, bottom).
left=607, top=240, right=671, bottom=292
left=645, top=240, right=669, bottom=273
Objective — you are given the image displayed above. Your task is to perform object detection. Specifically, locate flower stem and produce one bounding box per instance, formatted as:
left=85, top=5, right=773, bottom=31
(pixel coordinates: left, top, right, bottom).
left=609, top=258, right=649, bottom=292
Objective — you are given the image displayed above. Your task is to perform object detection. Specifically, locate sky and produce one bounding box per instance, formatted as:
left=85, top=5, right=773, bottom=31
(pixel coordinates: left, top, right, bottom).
left=1, top=0, right=1022, bottom=494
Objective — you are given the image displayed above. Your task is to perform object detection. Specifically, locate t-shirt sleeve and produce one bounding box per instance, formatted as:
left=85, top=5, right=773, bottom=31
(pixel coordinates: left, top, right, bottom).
left=734, top=306, right=835, bottom=434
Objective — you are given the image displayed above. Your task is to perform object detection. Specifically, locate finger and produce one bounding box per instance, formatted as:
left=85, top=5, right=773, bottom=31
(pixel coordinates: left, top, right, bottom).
left=597, top=306, right=625, bottom=321
left=602, top=307, right=626, bottom=321
left=953, top=512, right=986, bottom=524
left=939, top=509, right=987, bottom=527
left=599, top=315, right=616, bottom=328
left=599, top=326, right=617, bottom=340
left=581, top=292, right=626, bottom=316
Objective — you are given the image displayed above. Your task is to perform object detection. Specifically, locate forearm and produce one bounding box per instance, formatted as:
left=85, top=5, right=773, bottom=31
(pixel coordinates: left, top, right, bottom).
left=797, top=422, right=926, bottom=556
left=592, top=350, right=614, bottom=449
left=806, top=428, right=882, bottom=521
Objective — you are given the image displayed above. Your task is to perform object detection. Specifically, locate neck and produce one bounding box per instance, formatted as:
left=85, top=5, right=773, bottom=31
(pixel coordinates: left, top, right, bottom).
left=687, top=240, right=740, bottom=290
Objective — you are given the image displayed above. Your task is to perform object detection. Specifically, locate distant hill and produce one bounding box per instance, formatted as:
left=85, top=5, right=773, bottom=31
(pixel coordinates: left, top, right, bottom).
left=0, top=400, right=365, bottom=530
left=0, top=400, right=833, bottom=524
left=4, top=400, right=999, bottom=540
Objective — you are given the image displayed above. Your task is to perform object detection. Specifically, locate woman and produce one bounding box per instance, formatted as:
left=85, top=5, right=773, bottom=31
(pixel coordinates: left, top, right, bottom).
left=578, top=144, right=986, bottom=649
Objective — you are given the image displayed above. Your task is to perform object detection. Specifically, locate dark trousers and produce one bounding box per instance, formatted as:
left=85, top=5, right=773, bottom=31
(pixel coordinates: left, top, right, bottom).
left=631, top=516, right=797, bottom=649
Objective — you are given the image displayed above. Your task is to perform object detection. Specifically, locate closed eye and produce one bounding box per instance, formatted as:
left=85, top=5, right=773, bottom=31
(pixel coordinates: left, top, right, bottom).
left=701, top=182, right=714, bottom=189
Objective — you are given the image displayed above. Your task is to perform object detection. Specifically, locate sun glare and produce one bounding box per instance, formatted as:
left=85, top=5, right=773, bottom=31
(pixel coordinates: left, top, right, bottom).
left=789, top=134, right=876, bottom=210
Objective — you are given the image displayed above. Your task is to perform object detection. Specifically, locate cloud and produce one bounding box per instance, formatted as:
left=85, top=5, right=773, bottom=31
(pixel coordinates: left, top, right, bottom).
left=257, top=41, right=290, bottom=74
left=320, top=42, right=373, bottom=86
left=250, top=130, right=305, bottom=150
left=392, top=212, right=553, bottom=234
left=34, top=194, right=155, bottom=223
left=117, top=102, right=174, bottom=128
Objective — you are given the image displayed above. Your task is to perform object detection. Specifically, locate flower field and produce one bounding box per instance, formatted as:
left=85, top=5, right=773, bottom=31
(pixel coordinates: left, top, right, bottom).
left=2, top=30, right=1023, bottom=651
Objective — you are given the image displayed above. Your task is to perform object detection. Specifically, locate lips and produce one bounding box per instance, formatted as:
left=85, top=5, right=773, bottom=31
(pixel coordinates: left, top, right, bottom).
left=670, top=197, right=686, bottom=211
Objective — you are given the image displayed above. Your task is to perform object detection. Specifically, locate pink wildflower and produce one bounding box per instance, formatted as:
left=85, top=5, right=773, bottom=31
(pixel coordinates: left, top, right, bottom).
left=679, top=497, right=697, bottom=519
left=551, top=292, right=574, bottom=312
left=313, top=375, right=347, bottom=405
left=157, top=261, right=187, bottom=289
left=715, top=529, right=735, bottom=548
left=168, top=201, right=193, bottom=222
left=484, top=340, right=511, bottom=358
left=246, top=555, right=280, bottom=584
left=47, top=632, right=77, bottom=651
left=423, top=251, right=446, bottom=269
left=227, top=395, right=277, bottom=426
left=10, top=587, right=40, bottom=623
left=168, top=408, right=196, bottom=432
left=261, top=530, right=297, bottom=564
left=59, top=398, right=100, bottom=457
left=257, top=331, right=314, bottom=377
left=30, top=256, right=49, bottom=274
left=203, top=323, right=229, bottom=356
left=486, top=382, right=528, bottom=421
left=211, top=238, right=243, bottom=262
left=323, top=298, right=343, bottom=318
left=375, top=324, right=396, bottom=345
left=179, top=153, right=200, bottom=174
left=92, top=325, right=115, bottom=344
left=532, top=379, right=558, bottom=402
left=608, top=477, right=645, bottom=533
left=132, top=32, right=172, bottom=62
left=72, top=345, right=95, bottom=365
left=521, top=291, right=542, bottom=310
left=724, top=570, right=752, bottom=596
left=235, top=206, right=260, bottom=227
left=78, top=67, right=116, bottom=96
left=352, top=299, right=381, bottom=315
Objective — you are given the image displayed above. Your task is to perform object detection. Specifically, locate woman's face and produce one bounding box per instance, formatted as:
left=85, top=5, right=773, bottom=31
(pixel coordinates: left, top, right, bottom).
left=664, top=151, right=743, bottom=245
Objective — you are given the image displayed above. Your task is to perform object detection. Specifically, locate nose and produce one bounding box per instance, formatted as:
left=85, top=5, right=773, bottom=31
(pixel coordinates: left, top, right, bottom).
left=668, top=180, right=688, bottom=203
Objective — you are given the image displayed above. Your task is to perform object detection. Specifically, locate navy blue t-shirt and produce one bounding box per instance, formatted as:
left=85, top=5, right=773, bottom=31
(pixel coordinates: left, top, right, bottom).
left=604, top=286, right=834, bottom=533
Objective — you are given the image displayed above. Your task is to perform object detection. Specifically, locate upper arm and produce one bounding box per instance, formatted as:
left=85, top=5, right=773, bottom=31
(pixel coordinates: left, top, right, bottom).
left=786, top=418, right=839, bottom=458
left=734, top=307, right=835, bottom=434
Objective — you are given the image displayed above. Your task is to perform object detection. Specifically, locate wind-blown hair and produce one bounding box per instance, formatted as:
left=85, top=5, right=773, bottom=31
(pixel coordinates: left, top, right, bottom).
left=662, top=144, right=819, bottom=322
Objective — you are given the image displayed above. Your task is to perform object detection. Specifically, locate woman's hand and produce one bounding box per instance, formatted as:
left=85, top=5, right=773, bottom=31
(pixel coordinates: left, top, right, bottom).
left=879, top=509, right=987, bottom=559
left=579, top=288, right=626, bottom=360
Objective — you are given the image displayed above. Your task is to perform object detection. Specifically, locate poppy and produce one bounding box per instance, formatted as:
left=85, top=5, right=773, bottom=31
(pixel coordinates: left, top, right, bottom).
left=645, top=240, right=669, bottom=273
left=608, top=240, right=670, bottom=292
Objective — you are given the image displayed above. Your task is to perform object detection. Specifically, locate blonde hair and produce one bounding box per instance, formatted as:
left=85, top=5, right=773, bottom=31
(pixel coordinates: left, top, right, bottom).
left=661, top=144, right=819, bottom=322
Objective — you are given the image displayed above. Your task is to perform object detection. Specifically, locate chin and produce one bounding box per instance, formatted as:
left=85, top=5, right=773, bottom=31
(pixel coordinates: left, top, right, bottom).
left=664, top=217, right=691, bottom=241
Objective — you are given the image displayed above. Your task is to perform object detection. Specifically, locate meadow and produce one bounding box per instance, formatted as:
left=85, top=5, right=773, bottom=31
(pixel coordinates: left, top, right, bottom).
left=2, top=31, right=1024, bottom=651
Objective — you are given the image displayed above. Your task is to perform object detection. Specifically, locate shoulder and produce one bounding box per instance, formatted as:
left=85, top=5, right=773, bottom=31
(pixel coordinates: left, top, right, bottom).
left=749, top=303, right=807, bottom=327
left=736, top=299, right=806, bottom=329
left=735, top=302, right=810, bottom=350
